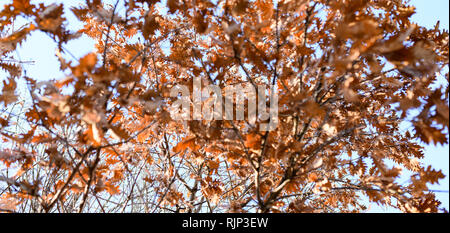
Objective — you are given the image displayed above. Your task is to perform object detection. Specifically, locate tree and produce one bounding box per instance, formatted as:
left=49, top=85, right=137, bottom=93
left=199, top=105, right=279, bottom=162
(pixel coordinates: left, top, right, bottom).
left=0, top=0, right=448, bottom=213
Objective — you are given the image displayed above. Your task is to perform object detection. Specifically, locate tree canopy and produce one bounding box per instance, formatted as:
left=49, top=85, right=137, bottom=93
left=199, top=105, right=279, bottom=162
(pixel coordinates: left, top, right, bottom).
left=0, top=0, right=448, bottom=213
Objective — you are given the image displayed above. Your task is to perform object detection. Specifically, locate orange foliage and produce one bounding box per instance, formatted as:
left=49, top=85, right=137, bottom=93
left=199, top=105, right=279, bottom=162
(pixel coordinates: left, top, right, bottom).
left=0, top=0, right=448, bottom=213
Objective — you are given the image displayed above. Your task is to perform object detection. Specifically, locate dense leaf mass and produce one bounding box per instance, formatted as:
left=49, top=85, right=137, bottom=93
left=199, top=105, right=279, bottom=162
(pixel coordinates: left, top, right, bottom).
left=0, top=0, right=448, bottom=213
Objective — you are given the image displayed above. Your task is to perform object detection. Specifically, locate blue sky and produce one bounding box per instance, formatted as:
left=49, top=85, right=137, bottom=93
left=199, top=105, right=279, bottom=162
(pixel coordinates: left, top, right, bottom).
left=1, top=0, right=449, bottom=212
